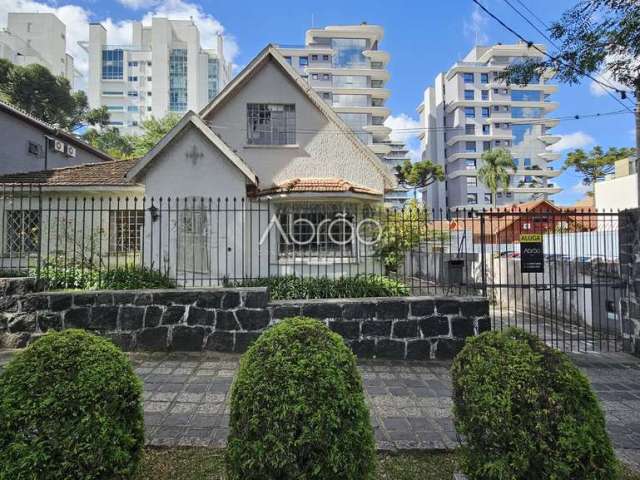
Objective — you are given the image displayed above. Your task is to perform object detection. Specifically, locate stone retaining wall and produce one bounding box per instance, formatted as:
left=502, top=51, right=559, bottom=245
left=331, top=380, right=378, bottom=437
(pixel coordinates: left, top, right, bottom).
left=619, top=209, right=640, bottom=356
left=0, top=285, right=490, bottom=359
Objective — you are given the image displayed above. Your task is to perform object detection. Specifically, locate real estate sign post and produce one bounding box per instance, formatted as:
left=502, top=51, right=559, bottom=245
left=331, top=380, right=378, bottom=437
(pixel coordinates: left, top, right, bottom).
left=520, top=233, right=544, bottom=273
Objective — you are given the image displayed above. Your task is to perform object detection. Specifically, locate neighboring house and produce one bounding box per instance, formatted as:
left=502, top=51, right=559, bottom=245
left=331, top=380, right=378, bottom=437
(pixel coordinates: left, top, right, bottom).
left=594, top=156, right=638, bottom=211
left=0, top=100, right=114, bottom=175
left=431, top=199, right=596, bottom=244
left=84, top=18, right=233, bottom=134
left=0, top=45, right=396, bottom=284
left=0, top=12, right=75, bottom=85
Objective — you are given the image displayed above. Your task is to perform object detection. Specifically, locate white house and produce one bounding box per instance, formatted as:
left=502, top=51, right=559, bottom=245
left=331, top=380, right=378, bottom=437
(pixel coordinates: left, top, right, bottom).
left=0, top=45, right=396, bottom=284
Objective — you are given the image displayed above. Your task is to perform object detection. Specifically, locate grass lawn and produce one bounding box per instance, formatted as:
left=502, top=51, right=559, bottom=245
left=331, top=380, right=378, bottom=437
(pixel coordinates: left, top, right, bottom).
left=136, top=448, right=640, bottom=480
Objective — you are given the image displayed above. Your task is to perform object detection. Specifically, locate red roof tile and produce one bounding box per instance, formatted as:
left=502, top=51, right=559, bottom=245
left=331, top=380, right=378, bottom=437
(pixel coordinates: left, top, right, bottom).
left=0, top=159, right=139, bottom=186
left=252, top=177, right=382, bottom=196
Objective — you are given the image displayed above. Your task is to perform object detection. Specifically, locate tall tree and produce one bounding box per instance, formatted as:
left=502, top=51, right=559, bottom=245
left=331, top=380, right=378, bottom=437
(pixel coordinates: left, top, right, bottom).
left=478, top=148, right=515, bottom=208
left=495, top=0, right=640, bottom=194
left=0, top=63, right=105, bottom=130
left=131, top=114, right=181, bottom=157
left=394, top=159, right=445, bottom=202
left=564, top=145, right=635, bottom=195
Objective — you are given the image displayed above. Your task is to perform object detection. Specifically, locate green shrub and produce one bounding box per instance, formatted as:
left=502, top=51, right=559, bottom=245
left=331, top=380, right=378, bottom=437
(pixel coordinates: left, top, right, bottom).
left=37, top=260, right=100, bottom=289
left=226, top=317, right=376, bottom=480
left=37, top=259, right=176, bottom=290
left=0, top=329, right=144, bottom=479
left=98, top=266, right=176, bottom=290
left=231, top=274, right=409, bottom=300
left=451, top=328, right=618, bottom=480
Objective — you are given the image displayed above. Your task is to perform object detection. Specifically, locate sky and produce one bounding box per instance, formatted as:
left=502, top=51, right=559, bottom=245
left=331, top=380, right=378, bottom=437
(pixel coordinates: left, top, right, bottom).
left=0, top=0, right=636, bottom=205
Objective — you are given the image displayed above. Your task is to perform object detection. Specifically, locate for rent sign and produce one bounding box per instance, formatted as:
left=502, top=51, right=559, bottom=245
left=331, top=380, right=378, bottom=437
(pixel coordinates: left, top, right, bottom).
left=520, top=233, right=544, bottom=273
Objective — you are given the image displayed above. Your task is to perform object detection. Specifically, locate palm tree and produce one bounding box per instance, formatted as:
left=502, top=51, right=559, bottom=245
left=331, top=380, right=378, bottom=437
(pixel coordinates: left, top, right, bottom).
left=477, top=148, right=515, bottom=209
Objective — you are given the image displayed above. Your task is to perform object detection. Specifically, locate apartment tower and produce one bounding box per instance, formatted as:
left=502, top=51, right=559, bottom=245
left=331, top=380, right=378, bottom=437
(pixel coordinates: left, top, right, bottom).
left=277, top=24, right=409, bottom=207
left=0, top=13, right=75, bottom=85
left=418, top=42, right=561, bottom=210
left=84, top=18, right=232, bottom=134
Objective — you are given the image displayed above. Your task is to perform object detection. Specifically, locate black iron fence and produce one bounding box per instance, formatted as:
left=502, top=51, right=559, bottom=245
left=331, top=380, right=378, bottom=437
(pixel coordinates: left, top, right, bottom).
left=0, top=184, right=626, bottom=352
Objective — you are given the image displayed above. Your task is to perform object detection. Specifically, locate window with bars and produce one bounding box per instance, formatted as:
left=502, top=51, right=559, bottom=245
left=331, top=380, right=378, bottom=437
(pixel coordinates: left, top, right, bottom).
left=109, top=210, right=145, bottom=253
left=277, top=211, right=354, bottom=258
left=5, top=210, right=40, bottom=255
left=247, top=103, right=296, bottom=145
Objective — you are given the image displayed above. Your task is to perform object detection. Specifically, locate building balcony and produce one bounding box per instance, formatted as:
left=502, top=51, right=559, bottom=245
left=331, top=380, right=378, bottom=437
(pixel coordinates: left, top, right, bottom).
left=332, top=105, right=390, bottom=117
left=447, top=152, right=482, bottom=162
left=275, top=44, right=334, bottom=55
left=363, top=124, right=392, bottom=137
left=511, top=100, right=559, bottom=112
left=539, top=134, right=562, bottom=145
left=446, top=133, right=512, bottom=147
left=508, top=185, right=562, bottom=194
left=305, top=66, right=390, bottom=80
left=512, top=168, right=561, bottom=177
left=368, top=142, right=393, bottom=155
left=363, top=49, right=390, bottom=65
left=510, top=117, right=559, bottom=127
left=327, top=86, right=391, bottom=98
left=538, top=151, right=561, bottom=161
left=305, top=25, right=384, bottom=43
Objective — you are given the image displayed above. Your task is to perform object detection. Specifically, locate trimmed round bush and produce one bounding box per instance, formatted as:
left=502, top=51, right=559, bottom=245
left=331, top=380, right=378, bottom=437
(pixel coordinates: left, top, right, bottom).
left=0, top=329, right=144, bottom=479
left=451, top=328, right=618, bottom=480
left=226, top=316, right=375, bottom=480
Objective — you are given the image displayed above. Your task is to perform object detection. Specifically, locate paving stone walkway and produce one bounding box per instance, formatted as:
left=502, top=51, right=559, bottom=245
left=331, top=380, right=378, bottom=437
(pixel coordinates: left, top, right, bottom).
left=1, top=349, right=639, bottom=469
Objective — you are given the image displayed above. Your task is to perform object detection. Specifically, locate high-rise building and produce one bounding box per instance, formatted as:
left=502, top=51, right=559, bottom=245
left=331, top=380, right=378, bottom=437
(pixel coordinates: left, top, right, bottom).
left=0, top=13, right=75, bottom=85
left=418, top=42, right=562, bottom=211
left=84, top=18, right=232, bottom=134
left=276, top=24, right=409, bottom=207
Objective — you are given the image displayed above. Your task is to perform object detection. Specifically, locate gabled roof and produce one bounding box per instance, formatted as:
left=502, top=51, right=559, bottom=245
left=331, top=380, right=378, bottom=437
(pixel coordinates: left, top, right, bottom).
left=199, top=44, right=397, bottom=190
left=126, top=111, right=258, bottom=185
left=252, top=177, right=382, bottom=197
left=0, top=159, right=138, bottom=186
left=0, top=99, right=114, bottom=162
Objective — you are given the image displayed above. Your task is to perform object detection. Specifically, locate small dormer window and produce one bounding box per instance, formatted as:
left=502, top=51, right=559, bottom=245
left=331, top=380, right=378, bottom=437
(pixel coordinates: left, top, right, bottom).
left=247, top=103, right=296, bottom=145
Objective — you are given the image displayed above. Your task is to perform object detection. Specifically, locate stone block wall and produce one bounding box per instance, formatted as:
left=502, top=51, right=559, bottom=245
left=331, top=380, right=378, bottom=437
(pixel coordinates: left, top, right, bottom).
left=0, top=285, right=490, bottom=360
left=619, top=209, right=640, bottom=356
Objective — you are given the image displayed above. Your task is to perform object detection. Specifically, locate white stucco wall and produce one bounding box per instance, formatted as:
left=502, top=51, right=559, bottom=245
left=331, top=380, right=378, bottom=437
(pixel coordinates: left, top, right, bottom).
left=203, top=59, right=388, bottom=194
left=594, top=174, right=638, bottom=211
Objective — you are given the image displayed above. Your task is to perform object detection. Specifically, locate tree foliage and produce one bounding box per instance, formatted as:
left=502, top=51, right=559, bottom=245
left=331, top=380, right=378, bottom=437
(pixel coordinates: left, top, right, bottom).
left=131, top=113, right=181, bottom=157
left=82, top=113, right=181, bottom=159
left=82, top=128, right=135, bottom=160
left=0, top=62, right=107, bottom=130
left=564, top=145, right=636, bottom=192
left=395, top=159, right=445, bottom=199
left=497, top=1, right=640, bottom=92
left=477, top=148, right=515, bottom=207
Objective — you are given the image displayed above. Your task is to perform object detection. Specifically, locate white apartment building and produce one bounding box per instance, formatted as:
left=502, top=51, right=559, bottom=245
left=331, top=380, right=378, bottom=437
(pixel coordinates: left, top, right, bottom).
left=0, top=13, right=75, bottom=85
left=277, top=24, right=409, bottom=208
left=84, top=18, right=232, bottom=134
left=418, top=43, right=562, bottom=211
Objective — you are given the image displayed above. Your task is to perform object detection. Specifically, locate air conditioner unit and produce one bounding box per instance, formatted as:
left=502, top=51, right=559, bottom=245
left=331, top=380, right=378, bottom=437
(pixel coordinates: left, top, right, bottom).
left=66, top=145, right=76, bottom=158
left=53, top=140, right=65, bottom=153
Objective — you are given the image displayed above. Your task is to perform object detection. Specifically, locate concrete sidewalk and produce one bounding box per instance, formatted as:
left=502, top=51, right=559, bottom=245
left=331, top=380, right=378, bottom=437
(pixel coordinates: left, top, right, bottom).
left=0, top=349, right=639, bottom=469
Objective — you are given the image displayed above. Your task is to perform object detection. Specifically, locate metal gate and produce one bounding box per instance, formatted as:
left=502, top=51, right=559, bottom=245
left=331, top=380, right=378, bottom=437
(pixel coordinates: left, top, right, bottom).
left=477, top=209, right=624, bottom=353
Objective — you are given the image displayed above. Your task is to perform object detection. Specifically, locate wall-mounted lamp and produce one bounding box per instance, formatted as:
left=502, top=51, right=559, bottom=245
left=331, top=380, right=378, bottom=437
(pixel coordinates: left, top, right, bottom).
left=148, top=205, right=159, bottom=222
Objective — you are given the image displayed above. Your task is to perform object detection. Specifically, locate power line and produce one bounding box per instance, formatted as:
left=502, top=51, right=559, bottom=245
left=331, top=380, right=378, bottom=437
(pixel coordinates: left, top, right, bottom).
left=471, top=0, right=634, bottom=113
left=205, top=109, right=631, bottom=136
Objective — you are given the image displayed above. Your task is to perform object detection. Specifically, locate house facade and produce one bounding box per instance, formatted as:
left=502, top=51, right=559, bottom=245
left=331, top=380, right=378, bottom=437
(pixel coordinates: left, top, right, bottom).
left=0, top=46, right=396, bottom=284
left=0, top=100, right=114, bottom=175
